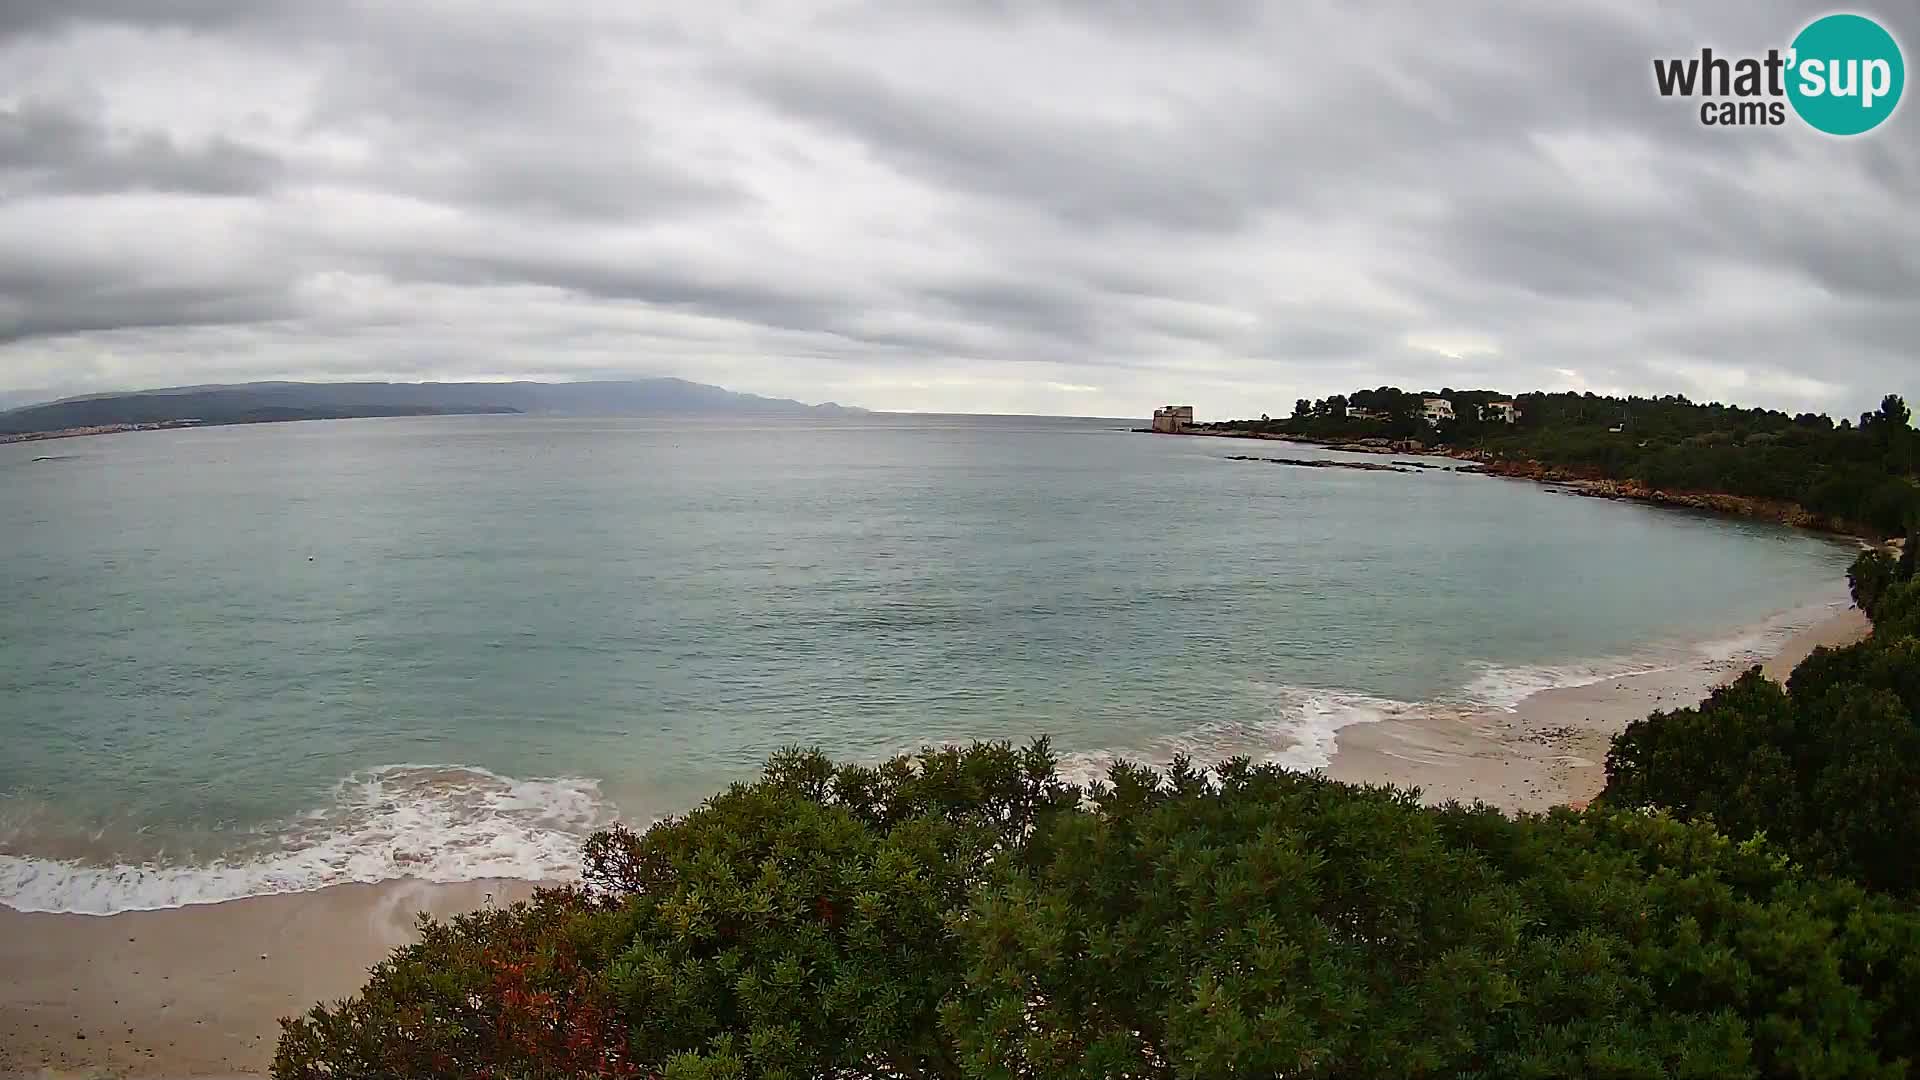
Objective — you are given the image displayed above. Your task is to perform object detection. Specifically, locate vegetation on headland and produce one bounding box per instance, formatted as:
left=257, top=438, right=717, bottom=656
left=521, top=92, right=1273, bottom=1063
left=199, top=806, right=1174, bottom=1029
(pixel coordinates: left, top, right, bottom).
left=279, top=554, right=1920, bottom=1080
left=1202, top=389, right=1920, bottom=538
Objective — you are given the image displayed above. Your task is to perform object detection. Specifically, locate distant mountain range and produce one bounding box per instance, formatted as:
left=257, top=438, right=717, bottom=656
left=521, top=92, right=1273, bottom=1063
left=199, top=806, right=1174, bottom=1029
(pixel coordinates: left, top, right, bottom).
left=0, top=379, right=867, bottom=436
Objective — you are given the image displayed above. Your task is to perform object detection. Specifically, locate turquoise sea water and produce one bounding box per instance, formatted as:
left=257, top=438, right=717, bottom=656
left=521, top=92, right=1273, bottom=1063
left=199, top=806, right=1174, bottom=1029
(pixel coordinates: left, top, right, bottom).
left=0, top=414, right=1859, bottom=913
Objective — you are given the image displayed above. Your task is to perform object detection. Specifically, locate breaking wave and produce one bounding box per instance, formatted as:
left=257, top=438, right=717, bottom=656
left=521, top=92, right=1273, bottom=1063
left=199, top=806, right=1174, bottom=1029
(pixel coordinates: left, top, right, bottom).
left=0, top=601, right=1852, bottom=916
left=1462, top=596, right=1852, bottom=710
left=1461, top=656, right=1675, bottom=711
left=0, top=765, right=616, bottom=916
left=1054, top=684, right=1427, bottom=785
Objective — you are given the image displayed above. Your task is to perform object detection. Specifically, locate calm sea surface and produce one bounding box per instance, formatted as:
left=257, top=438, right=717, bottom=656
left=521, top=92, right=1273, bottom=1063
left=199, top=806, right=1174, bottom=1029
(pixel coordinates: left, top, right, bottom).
left=0, top=414, right=1858, bottom=912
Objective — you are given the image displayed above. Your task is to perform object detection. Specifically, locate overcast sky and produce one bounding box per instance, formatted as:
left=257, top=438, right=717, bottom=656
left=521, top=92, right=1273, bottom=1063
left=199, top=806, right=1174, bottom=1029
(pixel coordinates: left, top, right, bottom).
left=0, top=1, right=1913, bottom=418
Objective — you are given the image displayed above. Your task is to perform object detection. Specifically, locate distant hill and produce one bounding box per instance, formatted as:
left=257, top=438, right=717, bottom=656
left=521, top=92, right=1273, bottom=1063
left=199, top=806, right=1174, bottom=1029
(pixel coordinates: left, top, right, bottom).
left=0, top=379, right=868, bottom=436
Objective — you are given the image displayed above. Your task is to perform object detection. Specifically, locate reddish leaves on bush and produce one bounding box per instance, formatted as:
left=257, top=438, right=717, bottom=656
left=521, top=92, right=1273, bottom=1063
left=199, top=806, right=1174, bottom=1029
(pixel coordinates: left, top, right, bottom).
left=485, top=943, right=641, bottom=1078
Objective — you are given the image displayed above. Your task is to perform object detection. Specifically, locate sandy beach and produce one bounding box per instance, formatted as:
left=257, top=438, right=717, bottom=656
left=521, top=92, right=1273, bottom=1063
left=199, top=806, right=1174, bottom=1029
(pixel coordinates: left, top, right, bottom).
left=0, top=879, right=539, bottom=1079
left=1326, top=604, right=1872, bottom=812
left=0, top=605, right=1874, bottom=1079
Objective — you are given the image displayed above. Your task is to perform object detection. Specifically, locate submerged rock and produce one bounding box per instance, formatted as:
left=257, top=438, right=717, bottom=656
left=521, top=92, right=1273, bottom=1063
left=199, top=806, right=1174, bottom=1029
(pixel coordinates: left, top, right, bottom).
left=1224, top=455, right=1413, bottom=473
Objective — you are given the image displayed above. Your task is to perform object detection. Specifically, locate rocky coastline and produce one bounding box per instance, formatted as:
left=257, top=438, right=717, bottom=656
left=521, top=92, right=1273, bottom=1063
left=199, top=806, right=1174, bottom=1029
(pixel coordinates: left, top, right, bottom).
left=1224, top=453, right=1413, bottom=473
left=1162, top=426, right=1876, bottom=540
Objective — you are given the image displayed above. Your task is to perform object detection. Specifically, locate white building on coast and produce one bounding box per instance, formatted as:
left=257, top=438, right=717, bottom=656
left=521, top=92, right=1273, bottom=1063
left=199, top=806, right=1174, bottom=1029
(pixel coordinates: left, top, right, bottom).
left=1479, top=400, right=1520, bottom=423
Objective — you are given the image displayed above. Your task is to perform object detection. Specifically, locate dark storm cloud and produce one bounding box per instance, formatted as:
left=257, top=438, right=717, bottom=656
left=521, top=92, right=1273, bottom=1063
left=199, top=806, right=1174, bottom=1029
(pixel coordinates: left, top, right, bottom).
left=0, top=0, right=1913, bottom=415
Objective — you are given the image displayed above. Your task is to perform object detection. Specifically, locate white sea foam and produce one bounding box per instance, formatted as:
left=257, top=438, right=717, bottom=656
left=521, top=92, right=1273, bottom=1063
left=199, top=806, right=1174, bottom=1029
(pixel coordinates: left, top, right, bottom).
left=1253, top=686, right=1427, bottom=770
left=5, top=599, right=1858, bottom=916
left=1461, top=657, right=1674, bottom=711
left=1054, top=684, right=1424, bottom=785
left=1693, top=598, right=1849, bottom=666
left=0, top=765, right=616, bottom=916
left=1057, top=598, right=1850, bottom=792
left=1461, top=596, right=1854, bottom=711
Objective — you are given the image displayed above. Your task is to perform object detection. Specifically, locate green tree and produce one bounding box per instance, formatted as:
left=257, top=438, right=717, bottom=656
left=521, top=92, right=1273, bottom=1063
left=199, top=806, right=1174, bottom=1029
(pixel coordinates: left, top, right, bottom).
left=277, top=741, right=1074, bottom=1080
left=948, top=764, right=1920, bottom=1079
left=279, top=747, right=1920, bottom=1080
left=1600, top=550, right=1920, bottom=895
left=1239, top=385, right=1918, bottom=537
left=1852, top=548, right=1900, bottom=616
left=1864, top=394, right=1911, bottom=435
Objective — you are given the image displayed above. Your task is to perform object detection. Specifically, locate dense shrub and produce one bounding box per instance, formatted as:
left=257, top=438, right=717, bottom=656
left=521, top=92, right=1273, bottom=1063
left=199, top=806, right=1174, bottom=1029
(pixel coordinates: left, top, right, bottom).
left=279, top=747, right=1920, bottom=1079
left=276, top=742, right=1071, bottom=1080
left=1851, top=549, right=1900, bottom=616
left=271, top=885, right=631, bottom=1078
left=1211, top=389, right=1919, bottom=536
left=950, top=764, right=1920, bottom=1079
left=1600, top=550, right=1920, bottom=895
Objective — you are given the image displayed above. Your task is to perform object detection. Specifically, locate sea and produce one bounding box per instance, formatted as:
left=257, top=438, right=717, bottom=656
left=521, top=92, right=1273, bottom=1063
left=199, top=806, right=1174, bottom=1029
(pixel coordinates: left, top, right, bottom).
left=0, top=413, right=1861, bottom=914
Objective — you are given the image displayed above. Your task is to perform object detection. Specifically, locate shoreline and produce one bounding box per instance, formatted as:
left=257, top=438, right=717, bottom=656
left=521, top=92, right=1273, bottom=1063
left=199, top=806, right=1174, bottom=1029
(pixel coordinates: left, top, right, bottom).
left=1325, top=602, right=1871, bottom=811
left=0, top=605, right=1875, bottom=1078
left=1161, top=427, right=1882, bottom=543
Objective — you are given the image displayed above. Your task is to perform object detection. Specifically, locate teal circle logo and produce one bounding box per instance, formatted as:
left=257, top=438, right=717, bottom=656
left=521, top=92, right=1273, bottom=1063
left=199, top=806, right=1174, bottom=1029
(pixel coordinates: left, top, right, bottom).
left=1787, top=13, right=1904, bottom=135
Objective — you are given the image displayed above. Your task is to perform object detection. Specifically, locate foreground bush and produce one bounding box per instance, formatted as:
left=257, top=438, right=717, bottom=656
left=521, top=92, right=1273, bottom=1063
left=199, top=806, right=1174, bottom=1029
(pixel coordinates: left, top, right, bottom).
left=277, top=746, right=1920, bottom=1079
left=1601, top=549, right=1920, bottom=895
left=276, top=741, right=1072, bottom=1079
left=947, top=761, right=1919, bottom=1079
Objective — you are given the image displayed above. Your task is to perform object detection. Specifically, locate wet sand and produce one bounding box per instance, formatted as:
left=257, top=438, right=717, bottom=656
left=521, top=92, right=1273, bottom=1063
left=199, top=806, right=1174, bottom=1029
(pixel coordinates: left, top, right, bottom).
left=1327, top=605, right=1872, bottom=812
left=1761, top=605, right=1871, bottom=681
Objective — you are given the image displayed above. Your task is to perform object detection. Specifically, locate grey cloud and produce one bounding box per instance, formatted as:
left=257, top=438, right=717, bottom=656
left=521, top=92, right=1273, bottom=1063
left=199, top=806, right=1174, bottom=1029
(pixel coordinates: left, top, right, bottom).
left=1413, top=195, right=1718, bottom=305
left=0, top=101, right=284, bottom=197
left=369, top=140, right=747, bottom=224
left=737, top=2, right=1703, bottom=236
left=1753, top=220, right=1920, bottom=302
left=739, top=61, right=1274, bottom=232
left=0, top=0, right=272, bottom=37
left=384, top=250, right=848, bottom=335
left=918, top=0, right=1266, bottom=32
left=0, top=268, right=290, bottom=346
left=1252, top=324, right=1398, bottom=365
left=921, top=279, right=1103, bottom=343
left=293, top=10, right=728, bottom=223
left=452, top=158, right=741, bottom=222
left=0, top=0, right=1913, bottom=417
